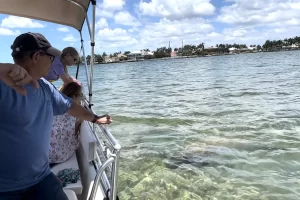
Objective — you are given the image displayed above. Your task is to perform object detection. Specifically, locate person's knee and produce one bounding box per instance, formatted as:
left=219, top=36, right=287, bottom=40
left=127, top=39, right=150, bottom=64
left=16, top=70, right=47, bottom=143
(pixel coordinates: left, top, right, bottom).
left=28, top=173, right=68, bottom=200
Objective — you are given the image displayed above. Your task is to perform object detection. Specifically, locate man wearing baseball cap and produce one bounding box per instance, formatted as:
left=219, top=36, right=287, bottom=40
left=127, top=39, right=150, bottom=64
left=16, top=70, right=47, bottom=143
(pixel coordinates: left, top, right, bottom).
left=0, top=32, right=112, bottom=199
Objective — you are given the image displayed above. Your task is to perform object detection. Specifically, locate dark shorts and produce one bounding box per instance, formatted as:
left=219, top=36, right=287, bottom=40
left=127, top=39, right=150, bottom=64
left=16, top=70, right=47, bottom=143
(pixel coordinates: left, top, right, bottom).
left=0, top=172, right=68, bottom=200
left=50, top=163, right=58, bottom=168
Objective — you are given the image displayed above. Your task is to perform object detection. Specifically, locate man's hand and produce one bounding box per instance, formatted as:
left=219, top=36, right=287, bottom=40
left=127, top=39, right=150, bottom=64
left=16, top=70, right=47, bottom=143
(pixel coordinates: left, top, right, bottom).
left=95, top=115, right=112, bottom=125
left=0, top=63, right=39, bottom=95
left=68, top=102, right=113, bottom=124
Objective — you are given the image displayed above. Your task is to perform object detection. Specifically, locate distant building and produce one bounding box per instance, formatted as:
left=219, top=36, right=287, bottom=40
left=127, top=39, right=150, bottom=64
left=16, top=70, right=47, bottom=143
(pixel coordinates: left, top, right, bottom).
left=204, top=46, right=219, bottom=54
left=128, top=51, right=143, bottom=61
left=282, top=44, right=299, bottom=49
left=142, top=51, right=154, bottom=56
left=170, top=51, right=178, bottom=57
left=104, top=56, right=119, bottom=63
left=128, top=50, right=154, bottom=61
left=247, top=46, right=256, bottom=51
left=117, top=53, right=127, bottom=60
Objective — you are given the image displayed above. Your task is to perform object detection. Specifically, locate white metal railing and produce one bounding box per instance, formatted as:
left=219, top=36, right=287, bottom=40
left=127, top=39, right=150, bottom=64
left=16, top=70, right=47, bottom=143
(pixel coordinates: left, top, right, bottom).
left=71, top=1, right=121, bottom=199
left=83, top=99, right=121, bottom=200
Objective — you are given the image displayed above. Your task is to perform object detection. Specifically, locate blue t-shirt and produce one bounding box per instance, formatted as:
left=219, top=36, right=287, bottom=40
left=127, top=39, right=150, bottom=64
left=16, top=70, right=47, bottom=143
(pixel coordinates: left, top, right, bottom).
left=0, top=78, right=72, bottom=192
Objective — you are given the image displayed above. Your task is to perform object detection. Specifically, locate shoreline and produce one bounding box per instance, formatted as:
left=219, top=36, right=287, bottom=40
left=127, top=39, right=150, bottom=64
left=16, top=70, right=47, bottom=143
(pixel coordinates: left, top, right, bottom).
left=80, top=48, right=300, bottom=65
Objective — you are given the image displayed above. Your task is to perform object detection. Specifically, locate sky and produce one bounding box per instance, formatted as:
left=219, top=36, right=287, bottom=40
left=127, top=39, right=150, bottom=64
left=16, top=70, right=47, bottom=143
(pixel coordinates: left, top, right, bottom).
left=1, top=0, right=300, bottom=62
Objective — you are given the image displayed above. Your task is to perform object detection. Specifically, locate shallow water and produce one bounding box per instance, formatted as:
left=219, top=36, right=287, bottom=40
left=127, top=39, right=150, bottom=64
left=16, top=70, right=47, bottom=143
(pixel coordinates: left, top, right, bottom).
left=70, top=51, right=300, bottom=200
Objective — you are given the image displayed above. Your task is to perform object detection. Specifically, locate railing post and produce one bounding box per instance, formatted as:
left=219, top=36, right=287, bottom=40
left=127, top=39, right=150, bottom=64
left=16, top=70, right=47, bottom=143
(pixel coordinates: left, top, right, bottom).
left=89, top=157, right=114, bottom=200
left=110, top=149, right=120, bottom=200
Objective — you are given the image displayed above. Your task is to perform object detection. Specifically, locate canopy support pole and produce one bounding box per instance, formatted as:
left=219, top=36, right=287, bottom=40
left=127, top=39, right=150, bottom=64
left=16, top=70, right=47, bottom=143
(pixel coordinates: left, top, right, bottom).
left=88, top=0, right=96, bottom=109
left=75, top=46, right=81, bottom=79
left=85, top=14, right=92, bottom=38
left=79, top=31, right=91, bottom=92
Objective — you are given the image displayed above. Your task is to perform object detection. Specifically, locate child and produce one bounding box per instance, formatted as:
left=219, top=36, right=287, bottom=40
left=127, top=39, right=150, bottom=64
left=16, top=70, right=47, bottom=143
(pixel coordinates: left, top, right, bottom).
left=49, top=82, right=111, bottom=165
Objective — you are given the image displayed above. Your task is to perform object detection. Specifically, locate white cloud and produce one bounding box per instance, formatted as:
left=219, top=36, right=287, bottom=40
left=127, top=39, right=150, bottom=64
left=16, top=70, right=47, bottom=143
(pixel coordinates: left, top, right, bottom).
left=140, top=18, right=213, bottom=39
left=129, top=18, right=213, bottom=51
left=208, top=26, right=300, bottom=46
left=98, top=28, right=137, bottom=43
left=100, top=0, right=125, bottom=11
left=138, top=0, right=215, bottom=20
left=89, top=0, right=300, bottom=53
left=114, top=11, right=141, bottom=26
left=95, top=28, right=138, bottom=52
left=63, top=34, right=78, bottom=42
left=96, top=0, right=125, bottom=18
left=1, top=16, right=45, bottom=28
left=96, top=18, right=109, bottom=29
left=128, top=27, right=139, bottom=33
left=0, top=28, right=20, bottom=36
left=217, top=0, right=300, bottom=27
left=57, top=27, right=69, bottom=32
left=96, top=10, right=115, bottom=18
left=227, top=28, right=248, bottom=38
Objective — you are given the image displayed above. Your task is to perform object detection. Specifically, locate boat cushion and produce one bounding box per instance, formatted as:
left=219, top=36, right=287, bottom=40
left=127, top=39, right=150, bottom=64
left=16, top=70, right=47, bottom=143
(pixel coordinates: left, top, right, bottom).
left=63, top=189, right=78, bottom=200
left=51, top=153, right=83, bottom=194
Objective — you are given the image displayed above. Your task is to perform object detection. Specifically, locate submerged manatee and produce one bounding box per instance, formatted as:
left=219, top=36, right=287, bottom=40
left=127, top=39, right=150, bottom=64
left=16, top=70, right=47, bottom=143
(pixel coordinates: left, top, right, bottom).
left=165, top=140, right=235, bottom=169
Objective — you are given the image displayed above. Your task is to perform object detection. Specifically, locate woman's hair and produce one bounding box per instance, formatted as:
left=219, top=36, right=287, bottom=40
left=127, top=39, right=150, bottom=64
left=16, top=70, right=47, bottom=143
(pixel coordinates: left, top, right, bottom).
left=60, top=82, right=82, bottom=98
left=61, top=47, right=79, bottom=73
left=61, top=47, right=79, bottom=58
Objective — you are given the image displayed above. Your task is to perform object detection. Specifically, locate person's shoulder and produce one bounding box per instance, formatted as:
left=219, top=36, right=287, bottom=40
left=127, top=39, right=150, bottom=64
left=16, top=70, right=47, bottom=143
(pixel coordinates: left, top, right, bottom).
left=39, top=78, right=57, bottom=92
left=52, top=57, right=63, bottom=67
left=39, top=77, right=52, bottom=86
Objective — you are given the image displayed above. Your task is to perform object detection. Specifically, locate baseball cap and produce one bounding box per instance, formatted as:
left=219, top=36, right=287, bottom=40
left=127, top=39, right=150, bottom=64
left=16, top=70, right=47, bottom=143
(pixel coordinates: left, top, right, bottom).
left=11, top=32, right=61, bottom=57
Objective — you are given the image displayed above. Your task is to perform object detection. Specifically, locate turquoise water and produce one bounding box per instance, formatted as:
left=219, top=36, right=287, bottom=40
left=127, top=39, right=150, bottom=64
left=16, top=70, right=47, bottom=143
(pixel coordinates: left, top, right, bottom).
left=69, top=51, right=300, bottom=200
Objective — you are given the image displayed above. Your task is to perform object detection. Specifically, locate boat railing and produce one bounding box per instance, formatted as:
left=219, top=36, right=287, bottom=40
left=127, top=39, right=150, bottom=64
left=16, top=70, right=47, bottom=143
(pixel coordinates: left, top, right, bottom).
left=83, top=99, right=121, bottom=200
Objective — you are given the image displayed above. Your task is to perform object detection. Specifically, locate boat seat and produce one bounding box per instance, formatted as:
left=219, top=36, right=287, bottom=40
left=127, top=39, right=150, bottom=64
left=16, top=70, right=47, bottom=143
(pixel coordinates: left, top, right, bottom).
left=51, top=153, right=83, bottom=195
left=63, top=189, right=78, bottom=200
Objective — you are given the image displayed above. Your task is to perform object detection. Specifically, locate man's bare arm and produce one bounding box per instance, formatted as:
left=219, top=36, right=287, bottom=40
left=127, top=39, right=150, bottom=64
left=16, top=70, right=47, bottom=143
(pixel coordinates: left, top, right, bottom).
left=0, top=63, right=38, bottom=95
left=67, top=101, right=112, bottom=124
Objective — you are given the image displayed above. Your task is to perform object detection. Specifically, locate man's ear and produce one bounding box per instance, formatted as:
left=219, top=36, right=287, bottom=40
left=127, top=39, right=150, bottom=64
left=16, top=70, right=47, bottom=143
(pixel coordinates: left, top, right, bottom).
left=31, top=52, right=39, bottom=63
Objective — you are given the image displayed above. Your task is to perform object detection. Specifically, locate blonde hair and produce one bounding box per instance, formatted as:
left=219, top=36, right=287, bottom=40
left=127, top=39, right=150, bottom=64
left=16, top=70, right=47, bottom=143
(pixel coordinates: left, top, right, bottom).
left=61, top=47, right=79, bottom=58
left=61, top=47, right=79, bottom=73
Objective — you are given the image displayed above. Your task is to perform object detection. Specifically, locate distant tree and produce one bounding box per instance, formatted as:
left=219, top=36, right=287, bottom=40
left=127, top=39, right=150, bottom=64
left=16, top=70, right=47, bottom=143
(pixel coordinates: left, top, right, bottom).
left=86, top=55, right=91, bottom=65
left=94, top=54, right=103, bottom=63
left=197, top=43, right=205, bottom=50
left=79, top=56, right=85, bottom=64
left=153, top=47, right=170, bottom=58
left=124, top=51, right=131, bottom=55
left=257, top=45, right=262, bottom=50
left=102, top=52, right=107, bottom=57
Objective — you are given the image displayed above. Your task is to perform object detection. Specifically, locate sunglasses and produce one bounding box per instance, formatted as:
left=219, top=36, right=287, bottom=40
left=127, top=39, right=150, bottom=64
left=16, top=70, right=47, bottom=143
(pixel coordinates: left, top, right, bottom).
left=30, top=51, right=55, bottom=62
left=70, top=54, right=78, bottom=62
left=39, top=51, right=55, bottom=62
